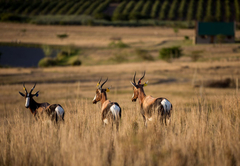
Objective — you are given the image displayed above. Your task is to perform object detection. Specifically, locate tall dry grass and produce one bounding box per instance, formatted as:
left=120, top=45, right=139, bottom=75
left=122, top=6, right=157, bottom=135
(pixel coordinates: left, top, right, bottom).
left=1, top=94, right=240, bottom=166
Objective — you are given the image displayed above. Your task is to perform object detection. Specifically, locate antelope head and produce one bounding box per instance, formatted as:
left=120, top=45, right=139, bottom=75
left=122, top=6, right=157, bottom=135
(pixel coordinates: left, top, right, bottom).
left=93, top=78, right=111, bottom=104
left=130, top=71, right=148, bottom=102
left=19, top=83, right=39, bottom=108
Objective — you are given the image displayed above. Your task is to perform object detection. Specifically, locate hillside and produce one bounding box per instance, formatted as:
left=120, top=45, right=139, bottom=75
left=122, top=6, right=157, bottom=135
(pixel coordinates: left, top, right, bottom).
left=0, top=0, right=240, bottom=26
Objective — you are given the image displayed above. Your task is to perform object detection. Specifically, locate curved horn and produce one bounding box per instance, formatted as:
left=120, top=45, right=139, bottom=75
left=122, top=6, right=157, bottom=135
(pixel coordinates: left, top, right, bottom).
left=138, top=71, right=145, bottom=84
left=30, top=83, right=36, bottom=94
left=23, top=83, right=27, bottom=93
left=132, top=72, right=136, bottom=84
left=96, top=77, right=102, bottom=88
left=100, top=78, right=108, bottom=89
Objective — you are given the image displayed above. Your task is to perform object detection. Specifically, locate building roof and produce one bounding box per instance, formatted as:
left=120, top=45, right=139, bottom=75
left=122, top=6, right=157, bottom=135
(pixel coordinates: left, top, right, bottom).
left=197, top=22, right=235, bottom=36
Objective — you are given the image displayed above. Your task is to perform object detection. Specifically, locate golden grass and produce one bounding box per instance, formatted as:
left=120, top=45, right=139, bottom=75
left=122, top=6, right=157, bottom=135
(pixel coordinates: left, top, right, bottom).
left=1, top=62, right=240, bottom=165
left=1, top=94, right=240, bottom=166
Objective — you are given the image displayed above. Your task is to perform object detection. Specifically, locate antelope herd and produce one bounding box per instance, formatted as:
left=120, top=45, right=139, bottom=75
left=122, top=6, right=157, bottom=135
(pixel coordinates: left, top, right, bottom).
left=19, top=71, right=172, bottom=128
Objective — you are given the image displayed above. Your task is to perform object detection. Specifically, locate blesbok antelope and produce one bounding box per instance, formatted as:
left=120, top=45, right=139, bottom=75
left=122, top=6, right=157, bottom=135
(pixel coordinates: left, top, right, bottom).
left=19, top=83, right=65, bottom=122
left=130, top=72, right=172, bottom=126
left=93, top=78, right=121, bottom=129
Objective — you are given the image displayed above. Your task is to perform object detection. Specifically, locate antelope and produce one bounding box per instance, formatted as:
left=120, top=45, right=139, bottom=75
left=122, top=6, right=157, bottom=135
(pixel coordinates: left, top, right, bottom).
left=130, top=72, right=172, bottom=127
left=93, top=78, right=121, bottom=129
left=19, top=83, right=65, bottom=122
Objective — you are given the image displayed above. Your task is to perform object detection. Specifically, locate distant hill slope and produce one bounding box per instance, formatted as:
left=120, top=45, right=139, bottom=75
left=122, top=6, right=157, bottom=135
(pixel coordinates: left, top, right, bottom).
left=0, top=0, right=239, bottom=22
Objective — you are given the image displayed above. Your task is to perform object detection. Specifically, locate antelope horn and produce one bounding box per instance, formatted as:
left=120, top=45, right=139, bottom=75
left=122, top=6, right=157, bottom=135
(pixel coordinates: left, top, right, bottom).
left=100, top=78, right=108, bottom=89
left=30, top=83, right=36, bottom=94
left=97, top=77, right=102, bottom=87
left=132, top=72, right=136, bottom=85
left=23, top=83, right=27, bottom=93
left=138, top=71, right=145, bottom=84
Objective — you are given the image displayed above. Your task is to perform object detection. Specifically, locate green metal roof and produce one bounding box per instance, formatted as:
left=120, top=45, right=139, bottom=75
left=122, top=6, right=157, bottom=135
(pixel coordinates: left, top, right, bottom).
left=198, top=22, right=235, bottom=36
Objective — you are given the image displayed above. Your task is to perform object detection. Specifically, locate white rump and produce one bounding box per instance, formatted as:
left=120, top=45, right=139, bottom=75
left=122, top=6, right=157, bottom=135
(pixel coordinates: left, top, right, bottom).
left=161, top=99, right=171, bottom=113
left=55, top=106, right=64, bottom=117
left=110, top=104, right=120, bottom=119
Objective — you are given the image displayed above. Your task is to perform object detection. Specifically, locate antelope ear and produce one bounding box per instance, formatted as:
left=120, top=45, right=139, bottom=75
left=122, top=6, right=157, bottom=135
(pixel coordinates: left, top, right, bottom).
left=96, top=83, right=100, bottom=87
left=143, top=81, right=148, bottom=86
left=19, top=92, right=25, bottom=97
left=33, top=91, right=39, bottom=97
left=130, top=81, right=137, bottom=88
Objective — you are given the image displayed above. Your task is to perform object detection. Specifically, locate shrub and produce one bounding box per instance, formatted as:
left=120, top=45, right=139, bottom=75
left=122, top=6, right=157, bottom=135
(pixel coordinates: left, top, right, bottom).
left=71, top=59, right=81, bottom=66
left=38, top=57, right=57, bottom=67
left=159, top=46, right=182, bottom=61
left=184, top=36, right=189, bottom=40
left=108, top=41, right=129, bottom=48
left=57, top=34, right=68, bottom=40
left=135, top=49, right=154, bottom=61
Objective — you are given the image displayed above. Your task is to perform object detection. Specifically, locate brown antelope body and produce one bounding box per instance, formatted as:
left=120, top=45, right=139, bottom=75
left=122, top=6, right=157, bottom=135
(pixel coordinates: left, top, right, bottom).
left=19, top=83, right=65, bottom=122
left=93, top=78, right=121, bottom=129
left=130, top=72, right=172, bottom=127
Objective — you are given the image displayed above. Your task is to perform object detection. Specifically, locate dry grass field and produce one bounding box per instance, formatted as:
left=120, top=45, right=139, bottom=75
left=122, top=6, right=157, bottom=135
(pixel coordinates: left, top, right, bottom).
left=0, top=23, right=240, bottom=166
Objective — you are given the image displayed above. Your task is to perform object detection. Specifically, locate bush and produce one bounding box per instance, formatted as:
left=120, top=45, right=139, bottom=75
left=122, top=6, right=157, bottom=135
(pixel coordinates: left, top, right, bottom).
left=108, top=41, right=129, bottom=48
left=184, top=36, right=189, bottom=40
left=159, top=46, right=182, bottom=61
left=38, top=57, right=57, bottom=67
left=135, top=49, right=154, bottom=61
left=71, top=59, right=81, bottom=66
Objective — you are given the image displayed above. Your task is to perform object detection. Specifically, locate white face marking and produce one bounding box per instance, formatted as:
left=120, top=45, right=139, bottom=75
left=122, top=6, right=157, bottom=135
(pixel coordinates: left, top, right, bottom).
left=25, top=97, right=30, bottom=107
left=132, top=93, right=134, bottom=98
left=161, top=99, right=172, bottom=113
left=93, top=94, right=96, bottom=101
left=148, top=117, right=153, bottom=121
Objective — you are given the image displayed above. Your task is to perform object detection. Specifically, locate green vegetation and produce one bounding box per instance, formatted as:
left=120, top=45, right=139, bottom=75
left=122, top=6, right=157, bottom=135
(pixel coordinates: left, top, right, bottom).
left=141, top=1, right=153, bottom=19
left=108, top=41, right=129, bottom=48
left=57, top=34, right=69, bottom=41
left=159, top=1, right=169, bottom=20
left=38, top=57, right=57, bottom=67
left=135, top=49, right=154, bottom=61
left=159, top=46, right=182, bottom=61
left=178, top=0, right=187, bottom=20
left=235, top=0, right=240, bottom=22
left=196, top=0, right=204, bottom=21
left=187, top=0, right=195, bottom=21
left=150, top=0, right=160, bottom=18
left=38, top=45, right=81, bottom=67
left=0, top=0, right=240, bottom=26
left=225, top=0, right=231, bottom=22
left=168, top=0, right=178, bottom=20
left=204, top=0, right=213, bottom=21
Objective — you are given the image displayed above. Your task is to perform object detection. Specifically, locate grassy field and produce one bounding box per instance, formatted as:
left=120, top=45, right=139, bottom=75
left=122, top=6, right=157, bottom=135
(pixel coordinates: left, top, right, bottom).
left=0, top=23, right=240, bottom=165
